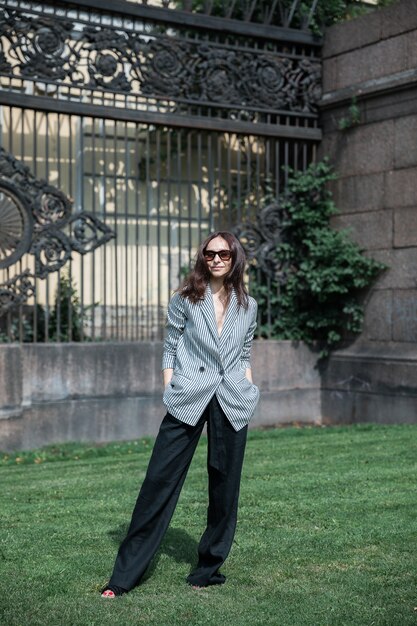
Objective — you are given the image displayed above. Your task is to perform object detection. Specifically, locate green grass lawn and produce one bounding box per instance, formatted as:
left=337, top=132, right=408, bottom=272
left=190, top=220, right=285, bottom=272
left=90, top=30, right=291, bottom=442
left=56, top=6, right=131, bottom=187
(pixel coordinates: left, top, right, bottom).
left=1, top=423, right=416, bottom=626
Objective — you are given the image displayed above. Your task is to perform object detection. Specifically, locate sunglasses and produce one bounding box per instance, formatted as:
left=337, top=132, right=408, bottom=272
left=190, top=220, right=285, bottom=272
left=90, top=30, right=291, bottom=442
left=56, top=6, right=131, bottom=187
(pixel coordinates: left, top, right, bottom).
left=203, top=249, right=232, bottom=262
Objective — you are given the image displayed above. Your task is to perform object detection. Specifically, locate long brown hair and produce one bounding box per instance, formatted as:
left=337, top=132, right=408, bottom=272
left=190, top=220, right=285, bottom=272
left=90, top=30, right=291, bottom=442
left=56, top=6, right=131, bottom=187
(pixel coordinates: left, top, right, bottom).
left=178, top=231, right=249, bottom=308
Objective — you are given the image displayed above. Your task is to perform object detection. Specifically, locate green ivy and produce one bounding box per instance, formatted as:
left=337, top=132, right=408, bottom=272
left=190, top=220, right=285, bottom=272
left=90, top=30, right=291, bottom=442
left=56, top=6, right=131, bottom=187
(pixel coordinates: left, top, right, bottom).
left=179, top=1, right=397, bottom=32
left=249, top=160, right=387, bottom=357
left=50, top=272, right=92, bottom=342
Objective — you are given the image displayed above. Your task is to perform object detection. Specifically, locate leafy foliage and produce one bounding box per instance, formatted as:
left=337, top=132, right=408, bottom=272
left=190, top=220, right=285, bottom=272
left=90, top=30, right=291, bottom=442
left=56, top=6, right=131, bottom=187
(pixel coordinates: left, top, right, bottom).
left=249, top=160, right=387, bottom=356
left=50, top=272, right=86, bottom=342
left=310, top=0, right=396, bottom=31
left=181, top=1, right=397, bottom=32
left=0, top=304, right=46, bottom=343
left=338, top=96, right=361, bottom=130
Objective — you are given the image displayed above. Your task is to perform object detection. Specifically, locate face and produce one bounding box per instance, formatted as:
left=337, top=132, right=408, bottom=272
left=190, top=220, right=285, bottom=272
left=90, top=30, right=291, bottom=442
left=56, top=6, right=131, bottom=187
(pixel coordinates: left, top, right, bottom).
left=204, top=236, right=232, bottom=280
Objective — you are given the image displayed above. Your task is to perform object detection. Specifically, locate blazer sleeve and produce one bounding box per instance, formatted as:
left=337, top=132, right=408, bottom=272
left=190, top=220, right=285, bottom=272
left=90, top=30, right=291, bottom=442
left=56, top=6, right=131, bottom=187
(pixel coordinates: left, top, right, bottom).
left=240, top=300, right=258, bottom=369
left=162, top=292, right=187, bottom=370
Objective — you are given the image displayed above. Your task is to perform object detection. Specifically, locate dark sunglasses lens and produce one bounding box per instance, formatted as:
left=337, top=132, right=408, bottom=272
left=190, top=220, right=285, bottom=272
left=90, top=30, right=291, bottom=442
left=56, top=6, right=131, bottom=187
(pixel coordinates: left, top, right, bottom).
left=204, top=250, right=231, bottom=261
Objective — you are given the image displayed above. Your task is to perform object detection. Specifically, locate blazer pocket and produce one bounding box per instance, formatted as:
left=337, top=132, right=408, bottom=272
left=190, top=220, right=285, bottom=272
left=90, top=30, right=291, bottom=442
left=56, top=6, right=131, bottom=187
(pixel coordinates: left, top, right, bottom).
left=227, top=370, right=256, bottom=393
left=169, top=372, right=193, bottom=388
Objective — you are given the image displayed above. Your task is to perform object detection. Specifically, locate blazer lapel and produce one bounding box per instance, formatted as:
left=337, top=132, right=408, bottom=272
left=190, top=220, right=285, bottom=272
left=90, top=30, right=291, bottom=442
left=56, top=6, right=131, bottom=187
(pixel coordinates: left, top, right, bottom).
left=219, top=289, right=239, bottom=346
left=200, top=283, right=220, bottom=344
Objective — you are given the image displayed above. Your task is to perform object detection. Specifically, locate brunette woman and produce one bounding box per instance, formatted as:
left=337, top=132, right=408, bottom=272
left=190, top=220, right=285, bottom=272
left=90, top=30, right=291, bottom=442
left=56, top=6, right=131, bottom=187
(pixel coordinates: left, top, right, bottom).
left=101, top=231, right=259, bottom=597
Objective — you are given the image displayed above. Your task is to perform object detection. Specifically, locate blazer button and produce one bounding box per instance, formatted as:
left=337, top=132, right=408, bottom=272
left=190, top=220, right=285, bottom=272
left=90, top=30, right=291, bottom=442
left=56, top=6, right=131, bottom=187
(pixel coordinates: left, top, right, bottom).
left=219, top=368, right=224, bottom=376
left=199, top=366, right=205, bottom=372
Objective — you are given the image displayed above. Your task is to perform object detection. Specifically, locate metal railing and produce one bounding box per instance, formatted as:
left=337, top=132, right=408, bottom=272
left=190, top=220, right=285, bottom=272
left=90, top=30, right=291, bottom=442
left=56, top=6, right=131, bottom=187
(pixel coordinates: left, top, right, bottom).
left=0, top=0, right=321, bottom=342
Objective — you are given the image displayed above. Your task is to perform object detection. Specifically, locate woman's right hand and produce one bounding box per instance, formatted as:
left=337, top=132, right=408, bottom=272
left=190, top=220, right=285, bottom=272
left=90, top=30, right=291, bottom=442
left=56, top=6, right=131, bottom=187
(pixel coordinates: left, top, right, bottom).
left=163, top=368, right=174, bottom=388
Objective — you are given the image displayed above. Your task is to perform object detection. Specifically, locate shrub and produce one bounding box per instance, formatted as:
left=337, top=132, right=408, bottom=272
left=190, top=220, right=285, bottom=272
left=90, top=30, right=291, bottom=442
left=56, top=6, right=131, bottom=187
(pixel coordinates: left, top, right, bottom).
left=248, top=160, right=387, bottom=356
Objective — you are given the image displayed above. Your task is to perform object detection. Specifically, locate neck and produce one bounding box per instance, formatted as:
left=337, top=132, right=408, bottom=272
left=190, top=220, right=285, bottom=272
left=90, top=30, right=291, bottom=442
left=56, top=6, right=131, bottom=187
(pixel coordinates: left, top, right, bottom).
left=210, top=277, right=225, bottom=295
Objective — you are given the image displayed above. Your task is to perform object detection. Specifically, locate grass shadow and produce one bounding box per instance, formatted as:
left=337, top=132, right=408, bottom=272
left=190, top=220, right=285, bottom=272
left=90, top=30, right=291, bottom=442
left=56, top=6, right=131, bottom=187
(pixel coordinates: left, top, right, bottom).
left=144, top=526, right=198, bottom=581
left=106, top=524, right=198, bottom=582
left=107, top=523, right=129, bottom=545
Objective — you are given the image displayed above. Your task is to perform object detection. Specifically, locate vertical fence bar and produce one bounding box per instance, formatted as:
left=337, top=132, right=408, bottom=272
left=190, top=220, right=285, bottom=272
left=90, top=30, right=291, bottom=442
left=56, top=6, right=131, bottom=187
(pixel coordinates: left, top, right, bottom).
left=207, top=132, right=214, bottom=233
left=186, top=130, right=192, bottom=264
left=215, top=133, right=222, bottom=231
left=45, top=111, right=51, bottom=343
left=226, top=132, right=232, bottom=228
left=197, top=131, right=204, bottom=242
left=91, top=117, right=97, bottom=341
left=68, top=115, right=74, bottom=342
left=56, top=112, right=62, bottom=343
left=176, top=129, right=182, bottom=291
left=156, top=127, right=161, bottom=340
left=112, top=119, right=119, bottom=340
left=101, top=119, right=108, bottom=341
left=124, top=120, right=129, bottom=340
left=145, top=125, right=151, bottom=340
left=79, top=115, right=85, bottom=341
left=134, top=123, right=140, bottom=341
left=166, top=128, right=172, bottom=303
left=236, top=134, right=242, bottom=225
left=18, top=107, right=25, bottom=342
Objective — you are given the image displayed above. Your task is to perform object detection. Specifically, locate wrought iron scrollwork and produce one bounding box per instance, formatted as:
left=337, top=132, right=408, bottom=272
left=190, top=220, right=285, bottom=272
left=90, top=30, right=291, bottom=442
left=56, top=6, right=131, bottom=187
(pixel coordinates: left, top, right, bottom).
left=234, top=202, right=290, bottom=283
left=0, top=148, right=115, bottom=315
left=0, top=5, right=322, bottom=117
left=0, top=270, right=35, bottom=313
left=0, top=182, right=33, bottom=269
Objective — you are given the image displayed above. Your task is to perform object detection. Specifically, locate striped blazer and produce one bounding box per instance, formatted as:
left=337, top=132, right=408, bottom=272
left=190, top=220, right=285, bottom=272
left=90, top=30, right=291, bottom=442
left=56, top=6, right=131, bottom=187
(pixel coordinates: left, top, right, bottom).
left=162, top=283, right=260, bottom=431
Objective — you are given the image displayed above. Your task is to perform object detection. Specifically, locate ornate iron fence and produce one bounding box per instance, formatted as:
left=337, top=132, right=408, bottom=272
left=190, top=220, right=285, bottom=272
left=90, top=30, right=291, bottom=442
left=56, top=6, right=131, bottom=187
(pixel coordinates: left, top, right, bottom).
left=0, top=0, right=322, bottom=341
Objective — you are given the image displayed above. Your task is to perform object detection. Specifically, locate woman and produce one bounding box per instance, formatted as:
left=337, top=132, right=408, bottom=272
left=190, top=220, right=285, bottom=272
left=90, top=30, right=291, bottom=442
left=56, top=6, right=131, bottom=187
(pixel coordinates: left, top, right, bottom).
left=101, top=231, right=259, bottom=597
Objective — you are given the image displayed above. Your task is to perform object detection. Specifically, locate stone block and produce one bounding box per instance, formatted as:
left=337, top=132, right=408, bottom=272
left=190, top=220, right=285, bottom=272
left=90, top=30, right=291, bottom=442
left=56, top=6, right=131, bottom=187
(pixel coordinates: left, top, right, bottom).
left=362, top=84, right=417, bottom=126
left=367, top=248, right=417, bottom=290
left=380, top=0, right=417, bottom=39
left=251, top=390, right=321, bottom=429
left=322, top=389, right=417, bottom=425
left=362, top=290, right=393, bottom=341
left=394, top=207, right=417, bottom=248
left=393, top=290, right=417, bottom=341
left=21, top=342, right=164, bottom=403
left=251, top=340, right=320, bottom=392
left=323, top=345, right=417, bottom=395
left=385, top=168, right=417, bottom=208
left=329, top=173, right=385, bottom=214
left=331, top=209, right=393, bottom=250
left=394, top=116, right=417, bottom=169
left=332, top=48, right=369, bottom=91
left=321, top=339, right=417, bottom=424
left=322, top=11, right=382, bottom=58
left=0, top=340, right=323, bottom=451
left=335, top=36, right=407, bottom=91
left=332, top=121, right=394, bottom=177
left=0, top=346, right=22, bottom=416
left=406, top=30, right=417, bottom=70
left=0, top=396, right=165, bottom=452
left=322, top=56, right=339, bottom=94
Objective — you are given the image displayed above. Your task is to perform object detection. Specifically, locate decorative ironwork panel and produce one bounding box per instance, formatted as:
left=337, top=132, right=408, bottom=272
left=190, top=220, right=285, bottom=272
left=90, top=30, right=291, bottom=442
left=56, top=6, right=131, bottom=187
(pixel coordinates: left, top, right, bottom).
left=0, top=0, right=322, bottom=342
left=0, top=147, right=115, bottom=315
left=0, top=0, right=321, bottom=131
left=234, top=202, right=290, bottom=282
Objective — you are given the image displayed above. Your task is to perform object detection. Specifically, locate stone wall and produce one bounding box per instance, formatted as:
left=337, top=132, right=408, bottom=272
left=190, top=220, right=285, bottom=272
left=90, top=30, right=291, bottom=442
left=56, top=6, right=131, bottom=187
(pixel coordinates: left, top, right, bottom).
left=2, top=1, right=417, bottom=451
left=0, top=341, right=321, bottom=451
left=319, top=0, right=417, bottom=422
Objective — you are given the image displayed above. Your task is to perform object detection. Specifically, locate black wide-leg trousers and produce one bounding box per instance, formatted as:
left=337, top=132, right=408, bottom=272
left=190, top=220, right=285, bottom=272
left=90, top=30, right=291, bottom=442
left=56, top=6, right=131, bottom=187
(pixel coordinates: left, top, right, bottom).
left=108, top=395, right=248, bottom=591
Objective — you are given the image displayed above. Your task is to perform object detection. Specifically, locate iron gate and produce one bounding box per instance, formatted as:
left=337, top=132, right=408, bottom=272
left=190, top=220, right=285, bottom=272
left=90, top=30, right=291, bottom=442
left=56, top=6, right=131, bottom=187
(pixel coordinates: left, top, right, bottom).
left=0, top=0, right=322, bottom=342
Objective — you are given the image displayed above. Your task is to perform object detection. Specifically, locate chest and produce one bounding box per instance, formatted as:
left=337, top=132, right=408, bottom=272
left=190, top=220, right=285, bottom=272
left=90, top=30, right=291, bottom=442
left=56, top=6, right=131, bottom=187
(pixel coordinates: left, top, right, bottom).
left=212, top=294, right=228, bottom=336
